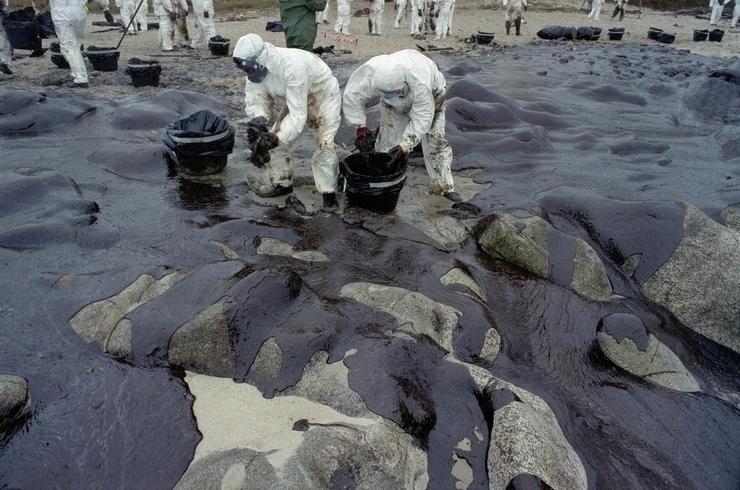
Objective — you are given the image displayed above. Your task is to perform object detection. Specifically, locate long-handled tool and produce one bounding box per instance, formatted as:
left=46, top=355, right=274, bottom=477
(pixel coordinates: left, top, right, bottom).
left=115, top=0, right=148, bottom=50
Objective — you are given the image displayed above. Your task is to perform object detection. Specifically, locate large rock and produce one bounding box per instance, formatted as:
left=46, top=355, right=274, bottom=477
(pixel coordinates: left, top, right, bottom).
left=257, top=237, right=329, bottom=263
left=641, top=204, right=740, bottom=353
left=177, top=362, right=429, bottom=490
left=168, top=298, right=235, bottom=378
left=70, top=272, right=185, bottom=348
left=477, top=213, right=612, bottom=301
left=339, top=282, right=461, bottom=352
left=597, top=313, right=700, bottom=392
left=0, top=375, right=28, bottom=429
left=446, top=357, right=588, bottom=490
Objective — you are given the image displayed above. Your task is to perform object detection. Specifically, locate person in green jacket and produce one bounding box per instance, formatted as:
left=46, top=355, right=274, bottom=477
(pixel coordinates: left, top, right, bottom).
left=280, top=0, right=326, bottom=50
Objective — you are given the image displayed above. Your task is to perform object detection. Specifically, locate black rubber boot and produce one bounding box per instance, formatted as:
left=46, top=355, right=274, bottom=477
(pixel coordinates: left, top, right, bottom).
left=256, top=184, right=293, bottom=198
left=322, top=192, right=338, bottom=210
left=619, top=7, right=624, bottom=21
left=611, top=5, right=620, bottom=19
left=0, top=63, right=13, bottom=75
left=515, top=18, right=521, bottom=35
left=505, top=19, right=511, bottom=35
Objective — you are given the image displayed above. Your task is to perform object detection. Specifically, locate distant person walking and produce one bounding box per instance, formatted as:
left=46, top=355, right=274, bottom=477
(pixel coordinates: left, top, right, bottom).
left=280, top=0, right=327, bottom=50
left=504, top=0, right=527, bottom=35
left=732, top=0, right=739, bottom=29
left=611, top=0, right=626, bottom=21
left=587, top=0, right=602, bottom=20
left=709, top=0, right=724, bottom=25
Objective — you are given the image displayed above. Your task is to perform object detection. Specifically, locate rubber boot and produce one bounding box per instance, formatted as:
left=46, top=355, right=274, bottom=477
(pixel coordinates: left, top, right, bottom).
left=515, top=17, right=521, bottom=35
left=611, top=5, right=620, bottom=19
left=505, top=19, right=511, bottom=35
left=619, top=7, right=624, bottom=21
left=322, top=192, right=338, bottom=210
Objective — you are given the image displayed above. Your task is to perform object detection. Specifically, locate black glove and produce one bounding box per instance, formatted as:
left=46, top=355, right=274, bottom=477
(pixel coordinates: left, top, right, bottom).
left=389, top=145, right=406, bottom=161
left=355, top=127, right=377, bottom=153
left=104, top=10, right=115, bottom=23
left=169, top=11, right=177, bottom=21
left=203, top=10, right=209, bottom=17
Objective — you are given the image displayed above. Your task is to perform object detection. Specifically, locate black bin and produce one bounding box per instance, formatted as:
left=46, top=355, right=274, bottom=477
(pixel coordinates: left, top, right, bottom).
left=608, top=27, right=625, bottom=40
left=86, top=46, right=120, bottom=71
left=2, top=20, right=41, bottom=51
left=693, top=29, right=709, bottom=41
left=476, top=31, right=494, bottom=44
left=647, top=27, right=663, bottom=40
left=162, top=110, right=235, bottom=176
left=708, top=29, right=724, bottom=42
left=50, top=42, right=70, bottom=69
left=657, top=32, right=675, bottom=44
left=126, top=58, right=161, bottom=87
left=340, top=152, right=407, bottom=214
left=208, top=35, right=230, bottom=56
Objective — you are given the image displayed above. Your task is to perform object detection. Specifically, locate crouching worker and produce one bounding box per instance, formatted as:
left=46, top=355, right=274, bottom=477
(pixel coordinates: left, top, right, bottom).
left=343, top=49, right=459, bottom=201
left=233, top=33, right=341, bottom=209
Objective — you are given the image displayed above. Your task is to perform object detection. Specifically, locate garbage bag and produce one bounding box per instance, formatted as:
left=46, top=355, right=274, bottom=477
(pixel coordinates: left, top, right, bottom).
left=265, top=21, right=283, bottom=32
left=537, top=25, right=577, bottom=40
left=162, top=110, right=235, bottom=158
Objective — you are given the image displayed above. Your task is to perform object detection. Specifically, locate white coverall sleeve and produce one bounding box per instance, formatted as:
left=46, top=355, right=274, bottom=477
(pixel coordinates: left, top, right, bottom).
left=342, top=66, right=374, bottom=128
left=276, top=77, right=309, bottom=145
left=400, top=85, right=435, bottom=152
left=244, top=79, right=274, bottom=121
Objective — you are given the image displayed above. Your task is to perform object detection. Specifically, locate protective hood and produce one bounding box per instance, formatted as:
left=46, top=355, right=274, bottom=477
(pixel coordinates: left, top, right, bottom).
left=374, top=65, right=409, bottom=100
left=233, top=34, right=270, bottom=83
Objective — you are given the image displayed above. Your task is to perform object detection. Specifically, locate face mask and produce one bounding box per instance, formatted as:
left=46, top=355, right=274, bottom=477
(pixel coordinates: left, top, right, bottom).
left=233, top=56, right=269, bottom=83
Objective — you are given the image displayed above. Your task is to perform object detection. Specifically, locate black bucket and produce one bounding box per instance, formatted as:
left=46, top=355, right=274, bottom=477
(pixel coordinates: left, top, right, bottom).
left=2, top=20, right=41, bottom=51
left=126, top=58, right=161, bottom=87
left=208, top=35, right=230, bottom=56
left=340, top=152, right=407, bottom=213
left=647, top=27, right=663, bottom=40
left=50, top=42, right=69, bottom=69
left=86, top=46, right=120, bottom=71
left=708, top=29, right=724, bottom=42
left=162, top=110, right=235, bottom=176
left=658, top=32, right=675, bottom=44
left=693, top=29, right=709, bottom=41
left=590, top=26, right=602, bottom=40
left=476, top=31, right=494, bottom=44
left=608, top=27, right=625, bottom=40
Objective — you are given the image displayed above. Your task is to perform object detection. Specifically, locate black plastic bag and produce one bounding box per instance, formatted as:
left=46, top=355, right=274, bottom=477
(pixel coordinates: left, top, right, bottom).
left=162, top=110, right=235, bottom=175
left=537, top=25, right=577, bottom=40
left=265, top=21, right=283, bottom=32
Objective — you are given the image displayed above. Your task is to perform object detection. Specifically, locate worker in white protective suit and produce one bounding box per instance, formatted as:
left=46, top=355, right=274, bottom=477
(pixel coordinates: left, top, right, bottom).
left=153, top=0, right=176, bottom=50
left=190, top=0, right=216, bottom=48
left=233, top=34, right=341, bottom=208
left=394, top=0, right=406, bottom=28
left=343, top=49, right=458, bottom=200
left=117, top=0, right=141, bottom=33
left=409, top=0, right=424, bottom=34
left=732, top=0, right=739, bottom=29
left=587, top=0, right=602, bottom=20
left=434, top=0, right=454, bottom=39
left=368, top=0, right=383, bottom=35
left=610, top=0, right=626, bottom=21
left=134, top=0, right=148, bottom=31
left=316, top=1, right=329, bottom=24
left=0, top=0, right=13, bottom=75
left=504, top=0, right=526, bottom=35
left=709, top=0, right=724, bottom=25
left=50, top=0, right=109, bottom=86
left=334, top=0, right=350, bottom=34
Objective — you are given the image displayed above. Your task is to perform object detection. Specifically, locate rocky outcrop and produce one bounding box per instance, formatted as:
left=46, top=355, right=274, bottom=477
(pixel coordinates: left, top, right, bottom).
left=597, top=313, right=700, bottom=392
left=477, top=213, right=612, bottom=302
left=168, top=298, right=235, bottom=378
left=641, top=204, right=740, bottom=353
left=339, top=282, right=461, bottom=352
left=0, top=375, right=28, bottom=430
left=441, top=267, right=486, bottom=301
left=257, top=237, right=329, bottom=263
left=70, top=272, right=185, bottom=349
left=177, top=351, right=429, bottom=490
left=720, top=203, right=740, bottom=232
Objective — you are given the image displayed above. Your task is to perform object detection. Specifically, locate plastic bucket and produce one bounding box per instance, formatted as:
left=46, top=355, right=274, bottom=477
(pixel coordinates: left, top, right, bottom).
left=476, top=31, right=494, bottom=44
left=647, top=27, right=663, bottom=40
left=339, top=152, right=407, bottom=213
left=708, top=29, right=723, bottom=42
left=590, top=26, right=602, bottom=40
left=162, top=110, right=235, bottom=176
left=693, top=29, right=709, bottom=41
left=657, top=32, right=675, bottom=44
left=208, top=36, right=230, bottom=56
left=2, top=20, right=41, bottom=51
left=86, top=46, right=120, bottom=71
left=608, top=27, right=625, bottom=40
left=126, top=58, right=161, bottom=87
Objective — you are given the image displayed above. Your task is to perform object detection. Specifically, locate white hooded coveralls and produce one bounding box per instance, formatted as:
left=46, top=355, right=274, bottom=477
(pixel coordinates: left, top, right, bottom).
left=334, top=0, right=350, bottom=34
left=234, top=34, right=341, bottom=195
left=117, top=0, right=145, bottom=32
left=50, top=0, right=106, bottom=83
left=0, top=0, right=11, bottom=66
left=394, top=0, right=406, bottom=28
left=135, top=0, right=148, bottom=31
left=504, top=0, right=526, bottom=22
left=434, top=0, right=454, bottom=39
left=409, top=0, right=424, bottom=34
left=732, top=1, right=739, bottom=28
left=709, top=0, right=724, bottom=25
left=153, top=0, right=181, bottom=50
left=343, top=49, right=454, bottom=194
left=368, top=0, right=383, bottom=34
left=190, top=0, right=215, bottom=47
left=587, top=0, right=602, bottom=20
left=316, top=1, right=329, bottom=23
